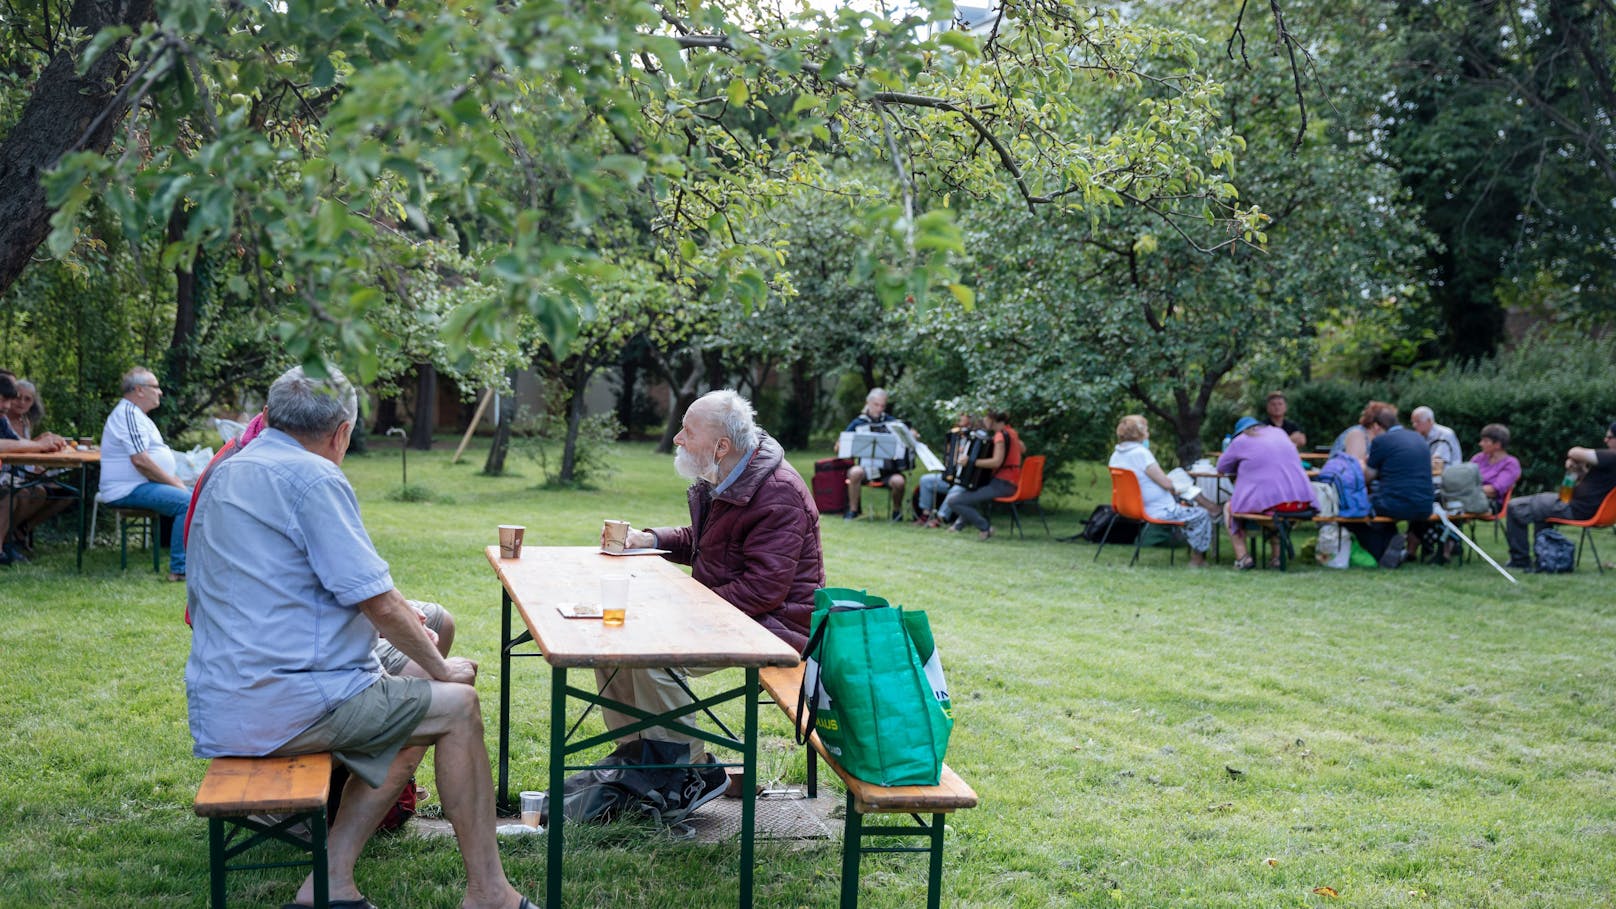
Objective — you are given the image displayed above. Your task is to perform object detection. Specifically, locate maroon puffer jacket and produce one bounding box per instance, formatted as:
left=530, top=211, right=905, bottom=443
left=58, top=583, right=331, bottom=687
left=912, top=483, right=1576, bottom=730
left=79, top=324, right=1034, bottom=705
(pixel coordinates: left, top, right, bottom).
left=651, top=433, right=824, bottom=654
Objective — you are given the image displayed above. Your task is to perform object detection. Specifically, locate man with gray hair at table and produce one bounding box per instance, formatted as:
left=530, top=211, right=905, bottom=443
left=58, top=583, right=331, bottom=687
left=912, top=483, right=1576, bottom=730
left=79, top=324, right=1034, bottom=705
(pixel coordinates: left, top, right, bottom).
left=1410, top=406, right=1463, bottom=469
left=185, top=364, right=536, bottom=909
left=606, top=388, right=825, bottom=822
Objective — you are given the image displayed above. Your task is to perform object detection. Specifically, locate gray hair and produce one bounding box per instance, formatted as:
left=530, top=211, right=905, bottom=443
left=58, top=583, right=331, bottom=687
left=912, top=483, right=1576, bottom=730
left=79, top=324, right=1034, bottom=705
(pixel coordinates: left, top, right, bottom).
left=695, top=389, right=759, bottom=452
left=14, top=379, right=42, bottom=422
left=1412, top=405, right=1434, bottom=423
left=866, top=387, right=888, bottom=404
left=266, top=365, right=358, bottom=438
left=120, top=367, right=155, bottom=394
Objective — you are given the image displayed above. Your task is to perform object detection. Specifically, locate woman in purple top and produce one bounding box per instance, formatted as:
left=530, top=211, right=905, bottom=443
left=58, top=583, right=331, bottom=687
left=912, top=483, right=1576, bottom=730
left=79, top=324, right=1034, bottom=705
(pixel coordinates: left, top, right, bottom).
left=1469, top=423, right=1520, bottom=510
left=1217, top=416, right=1320, bottom=569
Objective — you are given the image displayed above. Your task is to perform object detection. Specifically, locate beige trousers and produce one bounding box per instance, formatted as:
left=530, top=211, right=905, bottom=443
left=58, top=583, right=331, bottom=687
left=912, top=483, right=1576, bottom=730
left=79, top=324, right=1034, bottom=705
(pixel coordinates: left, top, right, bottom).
left=593, top=666, right=717, bottom=762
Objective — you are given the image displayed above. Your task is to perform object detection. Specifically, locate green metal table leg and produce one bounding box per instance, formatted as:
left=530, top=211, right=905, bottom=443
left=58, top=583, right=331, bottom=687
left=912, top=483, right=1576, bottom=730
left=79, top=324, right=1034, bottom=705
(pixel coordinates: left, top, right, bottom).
left=840, top=794, right=863, bottom=909
left=740, top=667, right=758, bottom=909
left=547, top=665, right=567, bottom=909
left=498, top=588, right=513, bottom=812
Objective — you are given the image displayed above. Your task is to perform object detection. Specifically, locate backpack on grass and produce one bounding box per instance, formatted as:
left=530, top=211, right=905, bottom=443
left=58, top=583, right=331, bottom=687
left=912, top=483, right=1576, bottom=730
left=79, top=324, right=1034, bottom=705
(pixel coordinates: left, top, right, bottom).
left=1534, top=529, right=1575, bottom=574
left=1081, top=505, right=1139, bottom=544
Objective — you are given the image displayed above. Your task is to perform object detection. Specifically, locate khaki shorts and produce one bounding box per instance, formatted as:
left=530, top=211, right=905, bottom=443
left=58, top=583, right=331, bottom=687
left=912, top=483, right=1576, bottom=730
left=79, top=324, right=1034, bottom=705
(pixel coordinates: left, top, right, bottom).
left=374, top=600, right=448, bottom=676
left=275, top=675, right=432, bottom=788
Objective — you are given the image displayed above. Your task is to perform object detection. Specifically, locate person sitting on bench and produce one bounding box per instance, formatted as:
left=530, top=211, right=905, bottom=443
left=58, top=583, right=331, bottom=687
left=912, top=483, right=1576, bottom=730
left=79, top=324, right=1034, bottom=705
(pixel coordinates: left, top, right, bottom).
left=1351, top=406, right=1432, bottom=569
left=611, top=390, right=826, bottom=819
left=1218, top=416, right=1319, bottom=570
left=185, top=365, right=535, bottom=909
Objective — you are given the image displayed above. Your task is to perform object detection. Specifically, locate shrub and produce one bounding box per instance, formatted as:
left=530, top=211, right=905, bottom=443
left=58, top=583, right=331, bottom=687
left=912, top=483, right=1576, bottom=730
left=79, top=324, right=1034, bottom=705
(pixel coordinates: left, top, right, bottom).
left=513, top=408, right=623, bottom=489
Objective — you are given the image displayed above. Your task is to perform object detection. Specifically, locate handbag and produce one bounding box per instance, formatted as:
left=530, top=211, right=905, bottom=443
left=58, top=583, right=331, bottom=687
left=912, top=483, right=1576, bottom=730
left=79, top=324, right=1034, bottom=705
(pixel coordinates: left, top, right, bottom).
left=798, top=587, right=953, bottom=787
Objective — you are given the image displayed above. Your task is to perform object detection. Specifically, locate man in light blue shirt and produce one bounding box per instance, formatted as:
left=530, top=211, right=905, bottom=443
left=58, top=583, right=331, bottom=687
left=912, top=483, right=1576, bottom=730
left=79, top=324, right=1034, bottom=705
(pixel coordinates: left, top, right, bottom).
left=185, top=365, right=535, bottom=909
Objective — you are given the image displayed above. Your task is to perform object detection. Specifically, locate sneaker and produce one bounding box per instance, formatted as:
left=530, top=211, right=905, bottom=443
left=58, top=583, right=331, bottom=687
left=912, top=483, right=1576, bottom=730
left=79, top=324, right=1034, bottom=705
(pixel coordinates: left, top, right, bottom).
left=1379, top=535, right=1407, bottom=569
left=890, top=511, right=905, bottom=523
left=661, top=755, right=728, bottom=825
left=1503, top=558, right=1531, bottom=570
left=2, top=543, right=29, bottom=564
left=842, top=510, right=861, bottom=521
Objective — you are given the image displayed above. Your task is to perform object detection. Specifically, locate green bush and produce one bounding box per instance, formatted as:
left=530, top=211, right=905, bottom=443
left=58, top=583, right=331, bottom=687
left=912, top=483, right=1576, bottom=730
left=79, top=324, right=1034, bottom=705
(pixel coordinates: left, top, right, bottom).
left=1286, top=334, right=1616, bottom=491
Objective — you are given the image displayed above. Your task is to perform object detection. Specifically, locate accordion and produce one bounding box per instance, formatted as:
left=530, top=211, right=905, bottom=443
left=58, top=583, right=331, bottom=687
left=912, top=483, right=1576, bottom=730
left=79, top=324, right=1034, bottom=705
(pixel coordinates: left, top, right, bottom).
left=941, top=428, right=994, bottom=491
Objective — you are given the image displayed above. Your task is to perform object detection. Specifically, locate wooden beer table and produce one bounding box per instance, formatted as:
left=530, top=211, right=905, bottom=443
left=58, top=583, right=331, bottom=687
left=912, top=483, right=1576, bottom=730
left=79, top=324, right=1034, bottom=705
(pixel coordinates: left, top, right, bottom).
left=3, top=448, right=99, bottom=571
left=487, top=545, right=801, bottom=909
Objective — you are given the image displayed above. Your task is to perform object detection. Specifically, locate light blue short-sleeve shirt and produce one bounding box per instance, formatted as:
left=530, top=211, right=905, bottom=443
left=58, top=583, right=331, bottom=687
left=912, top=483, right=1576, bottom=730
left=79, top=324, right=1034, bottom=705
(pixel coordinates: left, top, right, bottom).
left=184, top=429, right=395, bottom=757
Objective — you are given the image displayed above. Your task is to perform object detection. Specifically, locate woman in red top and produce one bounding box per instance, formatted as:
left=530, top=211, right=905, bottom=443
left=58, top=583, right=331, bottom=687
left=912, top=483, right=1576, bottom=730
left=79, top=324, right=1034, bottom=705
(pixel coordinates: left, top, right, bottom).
left=944, top=410, right=1024, bottom=540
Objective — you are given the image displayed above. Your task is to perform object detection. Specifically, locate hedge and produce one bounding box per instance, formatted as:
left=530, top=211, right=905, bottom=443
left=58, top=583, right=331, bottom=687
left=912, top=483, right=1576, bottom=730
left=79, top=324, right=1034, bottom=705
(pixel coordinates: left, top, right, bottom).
left=1283, top=334, right=1616, bottom=492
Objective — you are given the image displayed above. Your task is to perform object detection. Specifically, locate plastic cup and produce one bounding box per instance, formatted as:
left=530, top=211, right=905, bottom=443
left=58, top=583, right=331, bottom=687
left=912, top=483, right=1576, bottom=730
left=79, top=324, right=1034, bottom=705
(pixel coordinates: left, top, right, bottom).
left=519, top=790, right=544, bottom=829
left=498, top=525, right=525, bottom=559
left=601, top=573, right=630, bottom=626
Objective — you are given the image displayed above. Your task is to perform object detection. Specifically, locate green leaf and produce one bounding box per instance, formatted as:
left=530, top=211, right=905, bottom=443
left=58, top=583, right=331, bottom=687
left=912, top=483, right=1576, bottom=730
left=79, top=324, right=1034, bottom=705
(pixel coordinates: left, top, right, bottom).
left=311, top=55, right=336, bottom=89
left=78, top=26, right=133, bottom=75
left=946, top=283, right=975, bottom=310
left=727, top=78, right=750, bottom=107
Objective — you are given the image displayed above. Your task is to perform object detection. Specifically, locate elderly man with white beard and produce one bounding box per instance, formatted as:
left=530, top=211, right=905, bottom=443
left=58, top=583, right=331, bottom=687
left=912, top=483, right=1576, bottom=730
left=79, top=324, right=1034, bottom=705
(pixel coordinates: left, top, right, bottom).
left=590, top=389, right=825, bottom=822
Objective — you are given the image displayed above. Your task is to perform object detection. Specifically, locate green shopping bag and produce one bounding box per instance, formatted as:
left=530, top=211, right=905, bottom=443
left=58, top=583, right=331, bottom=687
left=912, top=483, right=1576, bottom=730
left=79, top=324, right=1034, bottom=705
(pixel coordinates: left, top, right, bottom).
left=1348, top=537, right=1379, bottom=568
left=798, top=587, right=953, bottom=787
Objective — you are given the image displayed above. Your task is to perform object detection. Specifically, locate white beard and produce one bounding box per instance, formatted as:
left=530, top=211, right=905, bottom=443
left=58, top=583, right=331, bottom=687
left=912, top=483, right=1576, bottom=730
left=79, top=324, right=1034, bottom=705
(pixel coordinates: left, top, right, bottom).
left=675, top=445, right=721, bottom=485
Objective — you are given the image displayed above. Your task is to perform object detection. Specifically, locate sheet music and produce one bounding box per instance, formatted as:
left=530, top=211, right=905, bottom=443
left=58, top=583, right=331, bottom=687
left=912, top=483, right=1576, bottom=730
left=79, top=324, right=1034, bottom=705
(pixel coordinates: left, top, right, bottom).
left=914, top=442, right=945, bottom=473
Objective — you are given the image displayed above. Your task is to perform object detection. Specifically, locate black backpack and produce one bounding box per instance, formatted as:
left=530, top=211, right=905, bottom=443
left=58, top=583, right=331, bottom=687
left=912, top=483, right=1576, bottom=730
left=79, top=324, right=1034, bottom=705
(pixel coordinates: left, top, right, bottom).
left=1082, top=505, right=1140, bottom=544
left=1534, top=529, right=1576, bottom=574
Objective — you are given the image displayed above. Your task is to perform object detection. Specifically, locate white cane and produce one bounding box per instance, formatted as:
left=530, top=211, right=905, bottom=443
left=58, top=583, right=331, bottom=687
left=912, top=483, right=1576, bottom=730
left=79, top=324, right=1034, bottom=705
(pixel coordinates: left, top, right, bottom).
left=1438, top=509, right=1517, bottom=584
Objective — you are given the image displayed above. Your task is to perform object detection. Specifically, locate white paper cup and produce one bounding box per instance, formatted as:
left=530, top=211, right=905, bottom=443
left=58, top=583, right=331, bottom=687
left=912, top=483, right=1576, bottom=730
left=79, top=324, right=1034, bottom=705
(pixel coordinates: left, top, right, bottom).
left=498, top=524, right=525, bottom=559
left=602, top=519, right=631, bottom=553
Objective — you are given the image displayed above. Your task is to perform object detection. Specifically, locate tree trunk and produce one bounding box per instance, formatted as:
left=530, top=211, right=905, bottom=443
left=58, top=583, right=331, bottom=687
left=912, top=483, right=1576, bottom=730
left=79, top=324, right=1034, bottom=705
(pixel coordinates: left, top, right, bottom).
left=483, top=369, right=519, bottom=475
left=0, top=0, right=157, bottom=295
left=373, top=395, right=401, bottom=435
left=408, top=363, right=436, bottom=450
left=779, top=358, right=816, bottom=449
left=616, top=358, right=638, bottom=440
left=559, top=359, right=589, bottom=485
left=658, top=355, right=705, bottom=454
left=164, top=203, right=198, bottom=399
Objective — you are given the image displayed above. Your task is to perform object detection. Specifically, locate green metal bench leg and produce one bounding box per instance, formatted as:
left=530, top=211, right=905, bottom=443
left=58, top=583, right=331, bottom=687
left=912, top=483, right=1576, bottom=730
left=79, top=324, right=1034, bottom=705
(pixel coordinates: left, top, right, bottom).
left=310, top=807, right=329, bottom=909
left=206, top=806, right=329, bottom=909
left=926, top=812, right=945, bottom=909
left=841, top=795, right=864, bottom=909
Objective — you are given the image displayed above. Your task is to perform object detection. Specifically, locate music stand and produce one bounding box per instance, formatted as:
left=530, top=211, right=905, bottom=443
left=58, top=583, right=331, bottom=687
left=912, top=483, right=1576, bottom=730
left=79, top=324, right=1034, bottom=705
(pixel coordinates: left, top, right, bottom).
left=838, top=430, right=905, bottom=465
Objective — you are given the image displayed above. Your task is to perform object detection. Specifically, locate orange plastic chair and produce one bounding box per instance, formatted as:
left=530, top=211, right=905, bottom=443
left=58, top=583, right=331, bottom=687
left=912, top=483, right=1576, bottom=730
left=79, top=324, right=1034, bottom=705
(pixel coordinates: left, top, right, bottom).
left=1097, top=467, right=1186, bottom=566
left=1547, top=486, right=1616, bottom=574
left=992, top=455, right=1049, bottom=539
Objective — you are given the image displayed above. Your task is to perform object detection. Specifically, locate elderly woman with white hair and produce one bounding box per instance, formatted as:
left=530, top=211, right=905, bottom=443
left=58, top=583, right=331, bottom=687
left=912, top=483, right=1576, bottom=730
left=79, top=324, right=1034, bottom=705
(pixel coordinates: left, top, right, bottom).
left=1107, top=415, right=1220, bottom=567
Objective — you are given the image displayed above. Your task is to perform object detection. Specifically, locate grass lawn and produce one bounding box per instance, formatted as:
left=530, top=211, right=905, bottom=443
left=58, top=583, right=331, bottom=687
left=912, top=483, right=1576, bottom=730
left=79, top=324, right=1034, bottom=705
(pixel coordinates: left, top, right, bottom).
left=1, top=439, right=1612, bottom=908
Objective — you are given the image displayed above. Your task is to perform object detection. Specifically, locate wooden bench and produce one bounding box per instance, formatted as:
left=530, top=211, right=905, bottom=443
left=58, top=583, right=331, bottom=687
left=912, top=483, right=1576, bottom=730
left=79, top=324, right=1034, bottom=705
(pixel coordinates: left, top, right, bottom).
left=1229, top=509, right=1317, bottom=570
left=758, top=664, right=977, bottom=909
left=193, top=753, right=333, bottom=909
